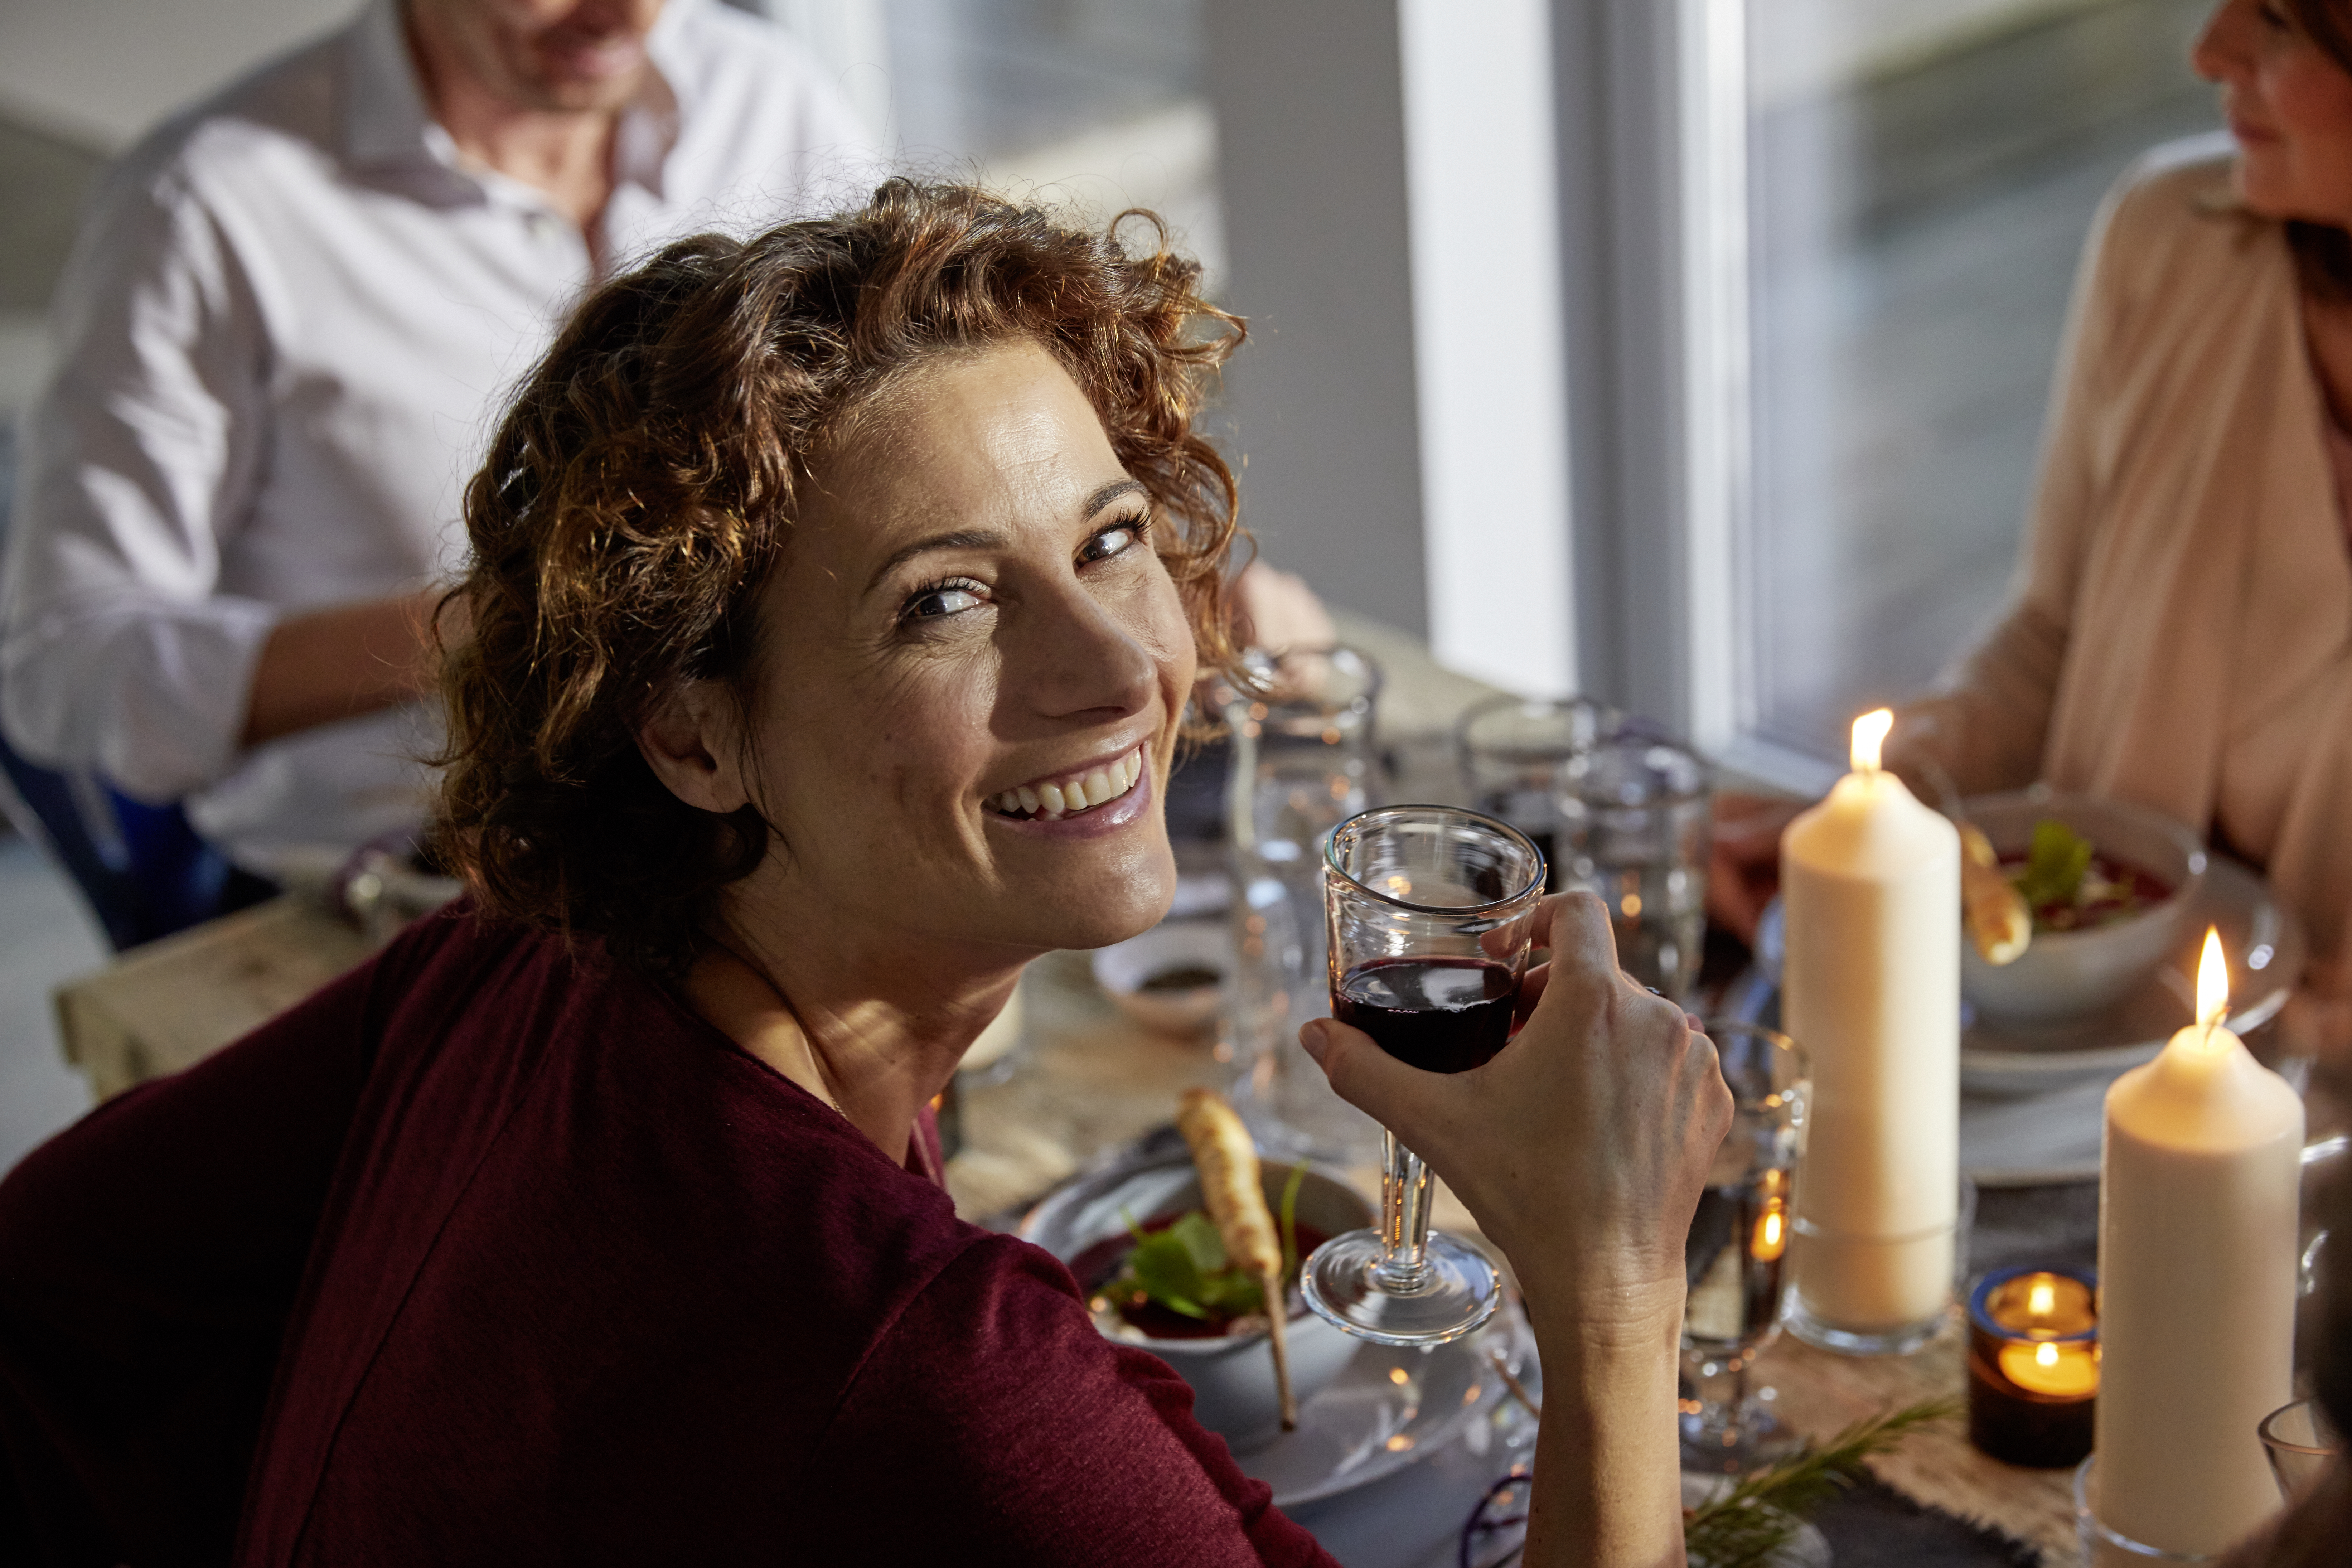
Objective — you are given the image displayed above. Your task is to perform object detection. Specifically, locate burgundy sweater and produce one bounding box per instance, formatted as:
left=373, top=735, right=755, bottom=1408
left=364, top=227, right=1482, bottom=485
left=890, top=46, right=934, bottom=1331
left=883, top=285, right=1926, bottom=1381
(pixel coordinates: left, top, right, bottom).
left=0, top=907, right=1336, bottom=1567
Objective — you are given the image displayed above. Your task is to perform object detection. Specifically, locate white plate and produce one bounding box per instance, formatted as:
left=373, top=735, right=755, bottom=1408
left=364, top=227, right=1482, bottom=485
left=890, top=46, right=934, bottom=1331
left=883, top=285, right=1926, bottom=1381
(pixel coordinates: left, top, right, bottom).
left=1960, top=857, right=2303, bottom=1096
left=1238, top=1317, right=1512, bottom=1507
left=1960, top=1076, right=2113, bottom=1186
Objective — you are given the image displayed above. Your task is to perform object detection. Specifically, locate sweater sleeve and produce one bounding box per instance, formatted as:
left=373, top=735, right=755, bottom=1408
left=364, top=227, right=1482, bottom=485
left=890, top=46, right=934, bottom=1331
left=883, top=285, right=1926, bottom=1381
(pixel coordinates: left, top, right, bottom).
left=807, top=1234, right=1339, bottom=1568
left=1891, top=156, right=2147, bottom=794
left=0, top=933, right=417, bottom=1567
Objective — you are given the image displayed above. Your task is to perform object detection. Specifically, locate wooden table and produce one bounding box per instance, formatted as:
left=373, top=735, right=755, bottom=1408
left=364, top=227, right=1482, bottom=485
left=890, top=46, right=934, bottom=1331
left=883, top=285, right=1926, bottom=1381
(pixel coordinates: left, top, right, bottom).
left=47, top=612, right=2077, bottom=1563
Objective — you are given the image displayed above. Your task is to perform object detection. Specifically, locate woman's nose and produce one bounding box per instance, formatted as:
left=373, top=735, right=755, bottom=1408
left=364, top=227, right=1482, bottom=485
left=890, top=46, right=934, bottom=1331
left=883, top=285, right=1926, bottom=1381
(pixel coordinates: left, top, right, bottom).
left=1016, top=582, right=1161, bottom=723
left=2191, top=0, right=2252, bottom=83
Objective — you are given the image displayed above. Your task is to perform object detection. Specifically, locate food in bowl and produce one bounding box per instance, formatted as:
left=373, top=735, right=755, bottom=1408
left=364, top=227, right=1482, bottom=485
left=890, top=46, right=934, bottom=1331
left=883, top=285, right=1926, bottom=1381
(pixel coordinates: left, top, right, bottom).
left=2003, top=818, right=2176, bottom=934
left=1069, top=1171, right=1329, bottom=1341
left=1959, top=790, right=2207, bottom=1026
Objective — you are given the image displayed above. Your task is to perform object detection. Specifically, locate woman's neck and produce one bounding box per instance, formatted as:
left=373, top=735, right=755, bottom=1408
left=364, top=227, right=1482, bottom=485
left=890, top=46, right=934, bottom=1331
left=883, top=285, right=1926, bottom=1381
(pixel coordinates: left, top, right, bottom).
left=683, top=896, right=1029, bottom=1165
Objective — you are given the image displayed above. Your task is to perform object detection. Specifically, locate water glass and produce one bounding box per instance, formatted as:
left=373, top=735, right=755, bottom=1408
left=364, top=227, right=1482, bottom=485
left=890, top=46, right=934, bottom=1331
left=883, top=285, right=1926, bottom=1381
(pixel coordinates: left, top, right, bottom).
left=1455, top=695, right=1617, bottom=889
left=1681, top=1020, right=1809, bottom=1474
left=1302, top=806, right=1545, bottom=1347
left=1557, top=732, right=1713, bottom=1003
left=1224, top=646, right=1388, bottom=1165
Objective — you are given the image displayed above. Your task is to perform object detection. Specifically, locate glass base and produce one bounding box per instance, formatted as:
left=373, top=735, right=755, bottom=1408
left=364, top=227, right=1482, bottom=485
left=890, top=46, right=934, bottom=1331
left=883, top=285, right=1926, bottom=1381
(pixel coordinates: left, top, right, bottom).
left=1680, top=1401, right=1801, bottom=1476
left=1300, top=1228, right=1500, bottom=1347
left=1784, top=1291, right=1946, bottom=1358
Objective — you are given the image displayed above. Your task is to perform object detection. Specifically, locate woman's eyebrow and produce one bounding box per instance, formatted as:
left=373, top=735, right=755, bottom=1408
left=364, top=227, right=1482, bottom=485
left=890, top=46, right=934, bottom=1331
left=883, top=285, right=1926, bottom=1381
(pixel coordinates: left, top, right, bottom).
left=863, top=528, right=1006, bottom=594
left=1084, top=478, right=1147, bottom=516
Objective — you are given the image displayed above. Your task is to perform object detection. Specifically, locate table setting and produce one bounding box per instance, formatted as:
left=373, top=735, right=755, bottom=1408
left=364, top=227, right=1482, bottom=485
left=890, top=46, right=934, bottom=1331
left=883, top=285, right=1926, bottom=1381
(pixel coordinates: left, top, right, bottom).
left=43, top=612, right=2349, bottom=1567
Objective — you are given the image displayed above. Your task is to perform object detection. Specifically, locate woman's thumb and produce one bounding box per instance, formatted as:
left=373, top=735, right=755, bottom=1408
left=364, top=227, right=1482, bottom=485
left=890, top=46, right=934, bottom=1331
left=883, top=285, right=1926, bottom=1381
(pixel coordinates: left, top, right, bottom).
left=1298, top=1017, right=1445, bottom=1149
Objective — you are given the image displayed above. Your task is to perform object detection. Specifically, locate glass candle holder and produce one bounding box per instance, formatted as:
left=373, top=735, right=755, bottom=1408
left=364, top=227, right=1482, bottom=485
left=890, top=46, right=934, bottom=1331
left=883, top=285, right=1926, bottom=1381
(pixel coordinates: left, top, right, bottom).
left=1965, top=1265, right=2098, bottom=1469
left=2076, top=1457, right=2228, bottom=1566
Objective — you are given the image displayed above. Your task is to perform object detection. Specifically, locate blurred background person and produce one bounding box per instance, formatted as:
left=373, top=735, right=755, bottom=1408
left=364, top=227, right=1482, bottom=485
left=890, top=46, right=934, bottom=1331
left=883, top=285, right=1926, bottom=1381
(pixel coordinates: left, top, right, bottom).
left=0, top=0, right=871, bottom=892
left=1715, top=0, right=2352, bottom=1062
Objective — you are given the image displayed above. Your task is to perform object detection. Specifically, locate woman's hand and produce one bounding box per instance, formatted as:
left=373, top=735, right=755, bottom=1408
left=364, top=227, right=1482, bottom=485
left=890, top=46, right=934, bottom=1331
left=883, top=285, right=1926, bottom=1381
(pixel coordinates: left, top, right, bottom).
left=1707, top=791, right=1806, bottom=946
left=1299, top=891, right=1731, bottom=1324
left=1300, top=892, right=1729, bottom=1568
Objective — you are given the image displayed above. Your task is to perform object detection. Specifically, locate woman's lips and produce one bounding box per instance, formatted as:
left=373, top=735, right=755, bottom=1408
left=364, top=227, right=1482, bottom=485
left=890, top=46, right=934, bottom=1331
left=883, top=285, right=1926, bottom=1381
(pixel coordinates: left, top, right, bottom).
left=983, top=746, right=1155, bottom=839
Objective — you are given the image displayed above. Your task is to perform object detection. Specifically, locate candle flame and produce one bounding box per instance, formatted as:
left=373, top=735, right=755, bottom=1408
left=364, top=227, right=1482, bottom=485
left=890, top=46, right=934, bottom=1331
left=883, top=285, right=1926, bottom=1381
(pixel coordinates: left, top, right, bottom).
left=1850, top=709, right=1894, bottom=774
left=2035, top=1342, right=2059, bottom=1370
left=2028, top=1277, right=2055, bottom=1319
left=1752, top=1203, right=1786, bottom=1262
left=2196, top=926, right=2228, bottom=1030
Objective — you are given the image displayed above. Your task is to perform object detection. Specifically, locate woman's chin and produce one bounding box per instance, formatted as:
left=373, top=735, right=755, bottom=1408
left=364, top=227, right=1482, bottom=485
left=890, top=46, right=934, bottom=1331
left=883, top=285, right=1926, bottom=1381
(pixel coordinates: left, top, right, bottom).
left=1014, top=847, right=1179, bottom=953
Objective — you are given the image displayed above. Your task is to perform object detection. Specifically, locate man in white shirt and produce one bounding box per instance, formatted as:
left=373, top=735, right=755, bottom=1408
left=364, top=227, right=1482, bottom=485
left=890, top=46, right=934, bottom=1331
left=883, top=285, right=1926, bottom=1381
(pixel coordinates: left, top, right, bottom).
left=0, top=0, right=873, bottom=878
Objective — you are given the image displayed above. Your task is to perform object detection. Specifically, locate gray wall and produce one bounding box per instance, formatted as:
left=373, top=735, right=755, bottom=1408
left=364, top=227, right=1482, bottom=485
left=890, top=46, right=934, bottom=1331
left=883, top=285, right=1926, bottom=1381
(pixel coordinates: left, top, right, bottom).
left=1205, top=0, right=1427, bottom=635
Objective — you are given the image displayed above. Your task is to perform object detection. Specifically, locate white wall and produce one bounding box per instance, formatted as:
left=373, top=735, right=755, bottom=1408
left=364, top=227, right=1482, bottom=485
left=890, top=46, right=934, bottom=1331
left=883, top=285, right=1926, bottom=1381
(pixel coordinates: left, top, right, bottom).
left=0, top=0, right=358, bottom=151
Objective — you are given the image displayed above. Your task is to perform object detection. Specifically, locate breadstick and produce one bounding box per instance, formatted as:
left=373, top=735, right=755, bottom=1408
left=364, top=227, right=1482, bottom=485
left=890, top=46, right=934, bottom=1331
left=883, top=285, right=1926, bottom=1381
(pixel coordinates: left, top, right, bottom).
left=1959, top=822, right=2032, bottom=966
left=1176, top=1088, right=1296, bottom=1430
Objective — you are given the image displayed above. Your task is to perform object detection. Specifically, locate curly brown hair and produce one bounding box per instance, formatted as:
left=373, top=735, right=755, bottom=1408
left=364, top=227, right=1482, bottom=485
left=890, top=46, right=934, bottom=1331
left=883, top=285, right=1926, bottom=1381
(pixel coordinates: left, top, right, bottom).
left=434, top=179, right=1247, bottom=976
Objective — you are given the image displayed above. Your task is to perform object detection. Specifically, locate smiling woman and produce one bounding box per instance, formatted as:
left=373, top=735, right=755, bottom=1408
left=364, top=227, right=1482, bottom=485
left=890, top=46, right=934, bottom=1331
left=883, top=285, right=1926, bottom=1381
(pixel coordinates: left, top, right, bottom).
left=0, top=181, right=1731, bottom=1568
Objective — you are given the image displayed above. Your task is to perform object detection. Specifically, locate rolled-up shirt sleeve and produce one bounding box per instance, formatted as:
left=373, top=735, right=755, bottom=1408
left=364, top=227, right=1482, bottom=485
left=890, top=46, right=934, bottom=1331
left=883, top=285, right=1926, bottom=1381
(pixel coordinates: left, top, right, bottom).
left=1, top=159, right=279, bottom=803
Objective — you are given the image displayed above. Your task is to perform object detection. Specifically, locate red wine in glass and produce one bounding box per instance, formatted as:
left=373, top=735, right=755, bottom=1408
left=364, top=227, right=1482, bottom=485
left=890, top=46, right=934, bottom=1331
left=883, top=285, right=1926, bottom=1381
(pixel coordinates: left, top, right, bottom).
left=1332, top=957, right=1515, bottom=1074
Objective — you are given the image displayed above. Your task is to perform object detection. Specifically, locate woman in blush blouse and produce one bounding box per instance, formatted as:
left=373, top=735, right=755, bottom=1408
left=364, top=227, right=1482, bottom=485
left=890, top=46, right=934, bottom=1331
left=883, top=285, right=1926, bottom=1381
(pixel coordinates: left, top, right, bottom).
left=0, top=182, right=1731, bottom=1567
left=1718, top=0, right=2352, bottom=1054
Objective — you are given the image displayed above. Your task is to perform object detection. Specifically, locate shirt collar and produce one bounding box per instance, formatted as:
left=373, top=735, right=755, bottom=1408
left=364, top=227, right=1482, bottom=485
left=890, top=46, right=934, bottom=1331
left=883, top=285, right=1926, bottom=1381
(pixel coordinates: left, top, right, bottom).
left=341, top=0, right=690, bottom=199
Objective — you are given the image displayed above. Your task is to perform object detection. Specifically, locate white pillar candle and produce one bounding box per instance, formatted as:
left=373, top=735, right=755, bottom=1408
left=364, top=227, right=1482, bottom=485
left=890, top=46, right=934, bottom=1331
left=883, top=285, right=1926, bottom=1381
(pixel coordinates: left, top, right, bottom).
left=2094, top=929, right=2300, bottom=1557
left=1782, top=710, right=1962, bottom=1339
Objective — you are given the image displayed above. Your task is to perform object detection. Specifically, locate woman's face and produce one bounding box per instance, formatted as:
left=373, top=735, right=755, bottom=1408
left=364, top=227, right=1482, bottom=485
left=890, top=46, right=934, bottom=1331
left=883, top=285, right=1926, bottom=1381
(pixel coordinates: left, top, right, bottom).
left=2196, top=0, right=2352, bottom=227
left=721, top=339, right=1195, bottom=959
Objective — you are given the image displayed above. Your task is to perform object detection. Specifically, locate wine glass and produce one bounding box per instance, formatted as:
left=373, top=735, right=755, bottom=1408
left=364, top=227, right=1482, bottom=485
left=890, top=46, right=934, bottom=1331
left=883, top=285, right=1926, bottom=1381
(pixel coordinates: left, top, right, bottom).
left=1301, top=805, right=1545, bottom=1347
left=1454, top=695, right=1617, bottom=888
left=1679, top=1020, right=1810, bottom=1474
left=1557, top=732, right=1712, bottom=1003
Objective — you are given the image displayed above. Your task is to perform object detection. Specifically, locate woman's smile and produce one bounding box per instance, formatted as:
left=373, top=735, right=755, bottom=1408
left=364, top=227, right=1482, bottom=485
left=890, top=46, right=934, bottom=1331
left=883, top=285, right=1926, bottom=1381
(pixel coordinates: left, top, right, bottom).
left=985, top=741, right=1147, bottom=822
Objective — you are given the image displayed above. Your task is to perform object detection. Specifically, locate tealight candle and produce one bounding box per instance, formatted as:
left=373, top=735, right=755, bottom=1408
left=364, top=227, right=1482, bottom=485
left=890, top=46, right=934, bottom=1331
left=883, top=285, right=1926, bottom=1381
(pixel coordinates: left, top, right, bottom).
left=1966, top=1266, right=2097, bottom=1468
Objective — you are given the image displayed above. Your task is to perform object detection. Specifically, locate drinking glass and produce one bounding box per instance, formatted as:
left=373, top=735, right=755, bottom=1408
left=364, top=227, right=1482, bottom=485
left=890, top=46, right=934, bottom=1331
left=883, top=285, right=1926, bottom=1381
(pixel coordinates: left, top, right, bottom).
left=2259, top=1398, right=2345, bottom=1502
left=1455, top=696, right=1617, bottom=889
left=1302, top=806, right=1545, bottom=1346
left=1224, top=646, right=1388, bottom=1165
left=1680, top=1021, right=1810, bottom=1474
left=1557, top=732, right=1713, bottom=1003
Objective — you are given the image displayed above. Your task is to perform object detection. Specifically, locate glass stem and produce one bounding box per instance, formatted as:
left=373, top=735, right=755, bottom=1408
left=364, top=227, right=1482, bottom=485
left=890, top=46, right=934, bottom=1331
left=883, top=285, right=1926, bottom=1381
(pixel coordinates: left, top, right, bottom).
left=1371, top=1128, right=1436, bottom=1291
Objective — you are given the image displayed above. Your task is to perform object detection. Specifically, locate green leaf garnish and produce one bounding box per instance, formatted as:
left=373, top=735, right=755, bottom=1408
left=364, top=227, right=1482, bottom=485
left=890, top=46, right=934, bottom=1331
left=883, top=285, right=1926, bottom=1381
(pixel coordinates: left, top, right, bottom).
left=2012, top=818, right=2094, bottom=910
left=1683, top=1400, right=1953, bottom=1568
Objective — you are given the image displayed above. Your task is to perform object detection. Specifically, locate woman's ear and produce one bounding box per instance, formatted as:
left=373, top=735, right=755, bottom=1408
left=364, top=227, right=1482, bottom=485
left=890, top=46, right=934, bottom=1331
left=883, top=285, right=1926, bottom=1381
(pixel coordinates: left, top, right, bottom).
left=635, top=680, right=754, bottom=815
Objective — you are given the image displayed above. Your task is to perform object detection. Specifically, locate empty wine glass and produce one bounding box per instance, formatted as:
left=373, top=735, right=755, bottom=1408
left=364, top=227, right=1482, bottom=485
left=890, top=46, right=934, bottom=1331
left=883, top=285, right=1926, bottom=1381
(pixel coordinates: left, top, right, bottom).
left=1681, top=1020, right=1810, bottom=1475
left=1302, top=806, right=1545, bottom=1347
left=1455, top=695, right=1617, bottom=888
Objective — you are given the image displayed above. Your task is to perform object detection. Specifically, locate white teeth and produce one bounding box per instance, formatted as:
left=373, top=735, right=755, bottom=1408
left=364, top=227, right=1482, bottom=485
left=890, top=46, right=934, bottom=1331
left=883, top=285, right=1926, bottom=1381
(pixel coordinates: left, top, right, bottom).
left=991, top=746, right=1146, bottom=821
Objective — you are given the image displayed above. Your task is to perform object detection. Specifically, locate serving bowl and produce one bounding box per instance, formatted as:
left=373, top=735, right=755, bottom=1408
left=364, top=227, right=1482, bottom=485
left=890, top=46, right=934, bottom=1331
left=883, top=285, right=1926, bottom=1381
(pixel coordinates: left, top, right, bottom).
left=1959, top=789, right=2208, bottom=1025
left=1090, top=919, right=1228, bottom=1036
left=1021, top=1152, right=1373, bottom=1452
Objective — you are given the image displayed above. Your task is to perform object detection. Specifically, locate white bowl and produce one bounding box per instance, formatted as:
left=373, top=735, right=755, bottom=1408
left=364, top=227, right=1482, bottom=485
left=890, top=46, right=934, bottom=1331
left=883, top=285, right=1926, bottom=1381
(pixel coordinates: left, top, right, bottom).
left=1959, top=789, right=2208, bottom=1025
left=1022, top=1153, right=1373, bottom=1452
left=1090, top=919, right=1228, bottom=1036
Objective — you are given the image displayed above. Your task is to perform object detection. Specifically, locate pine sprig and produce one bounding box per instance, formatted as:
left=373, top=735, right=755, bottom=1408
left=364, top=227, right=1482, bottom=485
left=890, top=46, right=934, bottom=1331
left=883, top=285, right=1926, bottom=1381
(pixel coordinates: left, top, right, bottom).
left=1682, top=1400, right=1956, bottom=1568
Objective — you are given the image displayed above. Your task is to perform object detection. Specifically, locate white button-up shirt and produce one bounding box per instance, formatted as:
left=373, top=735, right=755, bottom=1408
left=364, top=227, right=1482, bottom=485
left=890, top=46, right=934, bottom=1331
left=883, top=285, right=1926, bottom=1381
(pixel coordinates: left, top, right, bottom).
left=1, top=0, right=873, bottom=873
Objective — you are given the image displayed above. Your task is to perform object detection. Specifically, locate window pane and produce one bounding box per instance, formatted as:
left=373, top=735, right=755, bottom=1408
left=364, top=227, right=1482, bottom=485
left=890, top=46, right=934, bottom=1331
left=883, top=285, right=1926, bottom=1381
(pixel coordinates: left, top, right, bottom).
left=1741, top=0, right=2220, bottom=758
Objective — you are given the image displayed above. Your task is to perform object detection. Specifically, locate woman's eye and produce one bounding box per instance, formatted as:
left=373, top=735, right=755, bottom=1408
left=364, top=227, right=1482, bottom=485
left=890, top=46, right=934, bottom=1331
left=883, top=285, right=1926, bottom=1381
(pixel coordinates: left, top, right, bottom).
left=1080, top=517, right=1148, bottom=564
left=905, top=580, right=987, bottom=620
